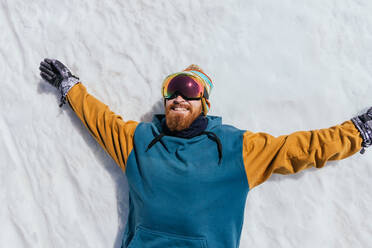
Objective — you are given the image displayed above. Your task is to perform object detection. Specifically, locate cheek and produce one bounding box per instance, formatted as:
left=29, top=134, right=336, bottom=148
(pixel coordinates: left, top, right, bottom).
left=165, top=100, right=172, bottom=109
left=191, top=101, right=202, bottom=112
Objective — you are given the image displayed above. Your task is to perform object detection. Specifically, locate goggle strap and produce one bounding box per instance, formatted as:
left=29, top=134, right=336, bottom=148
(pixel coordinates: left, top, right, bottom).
left=203, top=86, right=209, bottom=99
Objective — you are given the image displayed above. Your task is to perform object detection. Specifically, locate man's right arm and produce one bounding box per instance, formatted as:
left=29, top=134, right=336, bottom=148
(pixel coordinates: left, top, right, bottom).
left=66, top=83, right=138, bottom=172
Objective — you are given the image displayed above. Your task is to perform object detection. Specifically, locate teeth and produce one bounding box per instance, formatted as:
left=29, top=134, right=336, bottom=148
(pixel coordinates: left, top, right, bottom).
left=173, top=107, right=187, bottom=111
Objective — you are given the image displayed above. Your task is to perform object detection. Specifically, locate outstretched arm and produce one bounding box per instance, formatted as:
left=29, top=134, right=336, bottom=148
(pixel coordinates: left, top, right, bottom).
left=66, top=83, right=138, bottom=171
left=242, top=120, right=363, bottom=190
left=39, top=58, right=138, bottom=171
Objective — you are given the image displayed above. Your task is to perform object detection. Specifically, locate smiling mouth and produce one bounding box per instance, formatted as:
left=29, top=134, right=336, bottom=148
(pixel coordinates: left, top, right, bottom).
left=171, top=106, right=189, bottom=112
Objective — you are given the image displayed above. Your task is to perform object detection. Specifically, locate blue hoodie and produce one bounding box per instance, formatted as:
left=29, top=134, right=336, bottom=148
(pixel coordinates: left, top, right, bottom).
left=122, top=114, right=247, bottom=247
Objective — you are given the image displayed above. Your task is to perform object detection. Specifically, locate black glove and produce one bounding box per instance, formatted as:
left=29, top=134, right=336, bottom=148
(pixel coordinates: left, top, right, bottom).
left=39, top=58, right=78, bottom=88
left=39, top=58, right=79, bottom=107
left=351, top=107, right=372, bottom=154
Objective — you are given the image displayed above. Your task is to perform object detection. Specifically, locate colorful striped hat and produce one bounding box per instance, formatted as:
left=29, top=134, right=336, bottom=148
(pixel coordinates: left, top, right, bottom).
left=162, top=64, right=214, bottom=116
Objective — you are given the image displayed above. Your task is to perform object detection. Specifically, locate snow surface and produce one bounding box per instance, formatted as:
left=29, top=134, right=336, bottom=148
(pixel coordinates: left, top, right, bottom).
left=1, top=0, right=372, bottom=247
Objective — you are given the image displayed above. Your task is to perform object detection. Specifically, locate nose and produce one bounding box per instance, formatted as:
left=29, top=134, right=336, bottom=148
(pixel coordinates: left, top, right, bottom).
left=173, top=94, right=186, bottom=103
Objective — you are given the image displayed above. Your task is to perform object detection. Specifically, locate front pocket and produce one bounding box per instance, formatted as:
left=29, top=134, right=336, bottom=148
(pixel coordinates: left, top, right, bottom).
left=127, top=226, right=208, bottom=248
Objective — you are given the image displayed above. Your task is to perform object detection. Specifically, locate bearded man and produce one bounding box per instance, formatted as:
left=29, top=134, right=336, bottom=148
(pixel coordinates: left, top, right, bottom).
left=39, top=58, right=371, bottom=248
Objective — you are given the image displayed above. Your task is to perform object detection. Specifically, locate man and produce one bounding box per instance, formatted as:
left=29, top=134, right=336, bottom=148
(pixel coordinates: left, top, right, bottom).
left=39, top=58, right=371, bottom=248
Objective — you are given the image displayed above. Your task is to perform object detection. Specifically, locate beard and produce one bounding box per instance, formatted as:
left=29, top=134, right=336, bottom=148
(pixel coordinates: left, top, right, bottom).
left=165, top=103, right=202, bottom=132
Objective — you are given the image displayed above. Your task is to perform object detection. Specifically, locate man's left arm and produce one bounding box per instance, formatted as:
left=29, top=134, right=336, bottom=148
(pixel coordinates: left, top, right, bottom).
left=242, top=118, right=367, bottom=190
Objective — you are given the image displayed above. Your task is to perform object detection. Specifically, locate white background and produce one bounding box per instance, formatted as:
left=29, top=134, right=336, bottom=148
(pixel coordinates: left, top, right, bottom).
left=1, top=0, right=372, bottom=247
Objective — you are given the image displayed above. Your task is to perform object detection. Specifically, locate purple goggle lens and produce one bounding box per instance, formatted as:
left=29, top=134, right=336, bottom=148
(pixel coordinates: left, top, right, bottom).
left=163, top=75, right=204, bottom=100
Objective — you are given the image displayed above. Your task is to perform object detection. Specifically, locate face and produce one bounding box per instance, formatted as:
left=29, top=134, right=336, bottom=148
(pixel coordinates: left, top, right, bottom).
left=165, top=95, right=202, bottom=132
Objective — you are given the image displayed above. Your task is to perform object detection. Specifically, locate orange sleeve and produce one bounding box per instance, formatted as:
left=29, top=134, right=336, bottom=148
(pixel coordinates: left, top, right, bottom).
left=242, top=120, right=363, bottom=190
left=66, top=82, right=138, bottom=172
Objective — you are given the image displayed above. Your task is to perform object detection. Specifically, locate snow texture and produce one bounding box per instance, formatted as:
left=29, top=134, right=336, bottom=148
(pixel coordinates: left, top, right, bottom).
left=1, top=0, right=372, bottom=247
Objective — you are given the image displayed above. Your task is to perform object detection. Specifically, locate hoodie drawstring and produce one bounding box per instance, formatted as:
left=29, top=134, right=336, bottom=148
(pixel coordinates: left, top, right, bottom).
left=146, top=133, right=166, bottom=152
left=146, top=131, right=223, bottom=165
left=201, top=131, right=223, bottom=165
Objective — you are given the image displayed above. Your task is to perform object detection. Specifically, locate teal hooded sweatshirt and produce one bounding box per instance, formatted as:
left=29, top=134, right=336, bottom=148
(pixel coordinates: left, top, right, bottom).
left=121, top=114, right=248, bottom=248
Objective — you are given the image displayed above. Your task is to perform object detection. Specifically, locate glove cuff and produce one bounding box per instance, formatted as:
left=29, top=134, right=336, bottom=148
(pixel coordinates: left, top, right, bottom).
left=58, top=76, right=79, bottom=107
left=351, top=115, right=372, bottom=153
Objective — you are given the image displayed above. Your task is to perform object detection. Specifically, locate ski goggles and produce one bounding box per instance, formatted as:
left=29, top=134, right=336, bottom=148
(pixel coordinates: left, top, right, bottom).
left=162, top=72, right=209, bottom=100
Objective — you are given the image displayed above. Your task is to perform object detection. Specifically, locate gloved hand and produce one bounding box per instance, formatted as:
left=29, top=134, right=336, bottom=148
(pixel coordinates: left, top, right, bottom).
left=351, top=107, right=372, bottom=154
left=39, top=58, right=79, bottom=107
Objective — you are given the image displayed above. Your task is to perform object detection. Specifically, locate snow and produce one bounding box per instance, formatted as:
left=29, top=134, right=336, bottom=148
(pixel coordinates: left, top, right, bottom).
left=1, top=0, right=372, bottom=247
